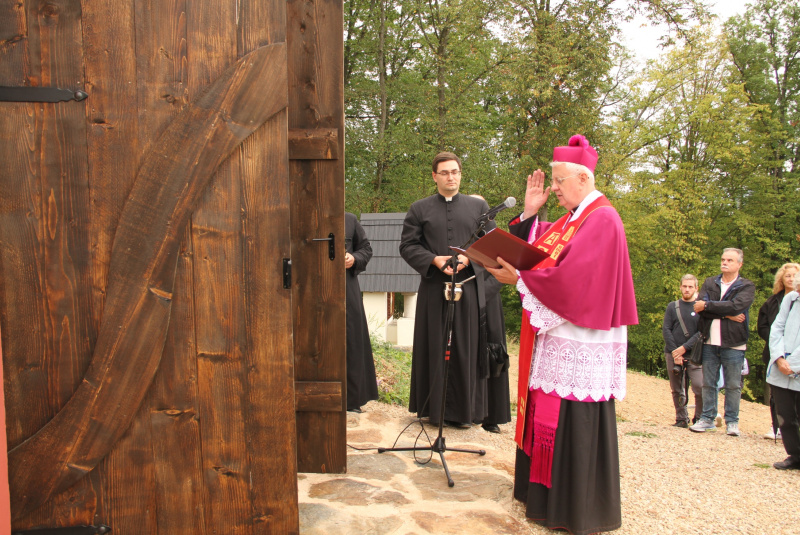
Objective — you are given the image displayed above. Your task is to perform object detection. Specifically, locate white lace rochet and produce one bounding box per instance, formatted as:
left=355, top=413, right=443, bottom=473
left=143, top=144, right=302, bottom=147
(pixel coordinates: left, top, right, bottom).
left=518, top=278, right=627, bottom=401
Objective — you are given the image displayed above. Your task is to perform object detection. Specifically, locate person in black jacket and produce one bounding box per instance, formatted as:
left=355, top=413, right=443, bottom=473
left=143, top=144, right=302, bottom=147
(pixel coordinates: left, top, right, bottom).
left=662, top=274, right=704, bottom=427
left=689, top=248, right=755, bottom=437
left=757, top=262, right=800, bottom=439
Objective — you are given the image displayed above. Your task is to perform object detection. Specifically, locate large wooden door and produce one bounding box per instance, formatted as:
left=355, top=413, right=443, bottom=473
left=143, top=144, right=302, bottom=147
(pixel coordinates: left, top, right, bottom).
left=288, top=0, right=347, bottom=474
left=0, top=1, right=318, bottom=533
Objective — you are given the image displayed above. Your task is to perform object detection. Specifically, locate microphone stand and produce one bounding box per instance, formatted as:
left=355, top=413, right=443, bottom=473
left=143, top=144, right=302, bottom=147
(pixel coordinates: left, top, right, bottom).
left=378, top=221, right=492, bottom=487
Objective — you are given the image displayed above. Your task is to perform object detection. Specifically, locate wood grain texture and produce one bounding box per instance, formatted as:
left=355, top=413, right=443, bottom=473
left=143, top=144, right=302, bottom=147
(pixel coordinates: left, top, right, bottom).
left=0, top=0, right=27, bottom=86
left=149, top=228, right=208, bottom=535
left=80, top=2, right=159, bottom=532
left=128, top=3, right=199, bottom=534
left=287, top=0, right=347, bottom=474
left=188, top=3, right=255, bottom=534
left=134, top=0, right=189, bottom=153
left=0, top=0, right=94, bottom=449
left=238, top=1, right=299, bottom=532
left=7, top=42, right=289, bottom=519
left=1, top=0, right=98, bottom=527
left=295, top=381, right=343, bottom=412
left=288, top=128, right=339, bottom=160
left=83, top=0, right=140, bottom=327
left=0, top=1, right=42, bottom=453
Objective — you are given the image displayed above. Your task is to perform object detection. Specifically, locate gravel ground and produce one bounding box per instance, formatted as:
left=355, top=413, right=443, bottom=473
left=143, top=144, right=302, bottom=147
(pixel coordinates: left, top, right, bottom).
left=356, top=357, right=800, bottom=534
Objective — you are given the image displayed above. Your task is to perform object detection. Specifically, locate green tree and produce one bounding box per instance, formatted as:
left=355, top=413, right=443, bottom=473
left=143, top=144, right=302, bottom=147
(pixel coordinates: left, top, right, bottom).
left=344, top=0, right=707, bottom=216
left=604, top=28, right=786, bottom=400
left=725, top=0, right=800, bottom=266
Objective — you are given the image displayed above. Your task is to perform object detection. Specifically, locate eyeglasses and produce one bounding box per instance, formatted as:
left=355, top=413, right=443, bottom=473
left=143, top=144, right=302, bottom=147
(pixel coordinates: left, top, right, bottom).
left=552, top=173, right=578, bottom=184
left=436, top=170, right=461, bottom=177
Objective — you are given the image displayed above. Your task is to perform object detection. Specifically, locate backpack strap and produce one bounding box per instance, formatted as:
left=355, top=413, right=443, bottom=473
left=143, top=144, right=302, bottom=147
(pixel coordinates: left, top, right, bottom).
left=674, top=300, right=690, bottom=338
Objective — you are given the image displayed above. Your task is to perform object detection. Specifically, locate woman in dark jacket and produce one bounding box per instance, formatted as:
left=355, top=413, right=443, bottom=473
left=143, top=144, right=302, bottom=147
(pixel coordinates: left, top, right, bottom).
left=758, top=262, right=800, bottom=439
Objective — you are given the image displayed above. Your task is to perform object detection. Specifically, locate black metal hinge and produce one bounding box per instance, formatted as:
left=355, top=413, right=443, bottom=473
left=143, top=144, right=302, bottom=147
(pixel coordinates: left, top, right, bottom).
left=0, top=86, right=88, bottom=102
left=12, top=525, right=111, bottom=535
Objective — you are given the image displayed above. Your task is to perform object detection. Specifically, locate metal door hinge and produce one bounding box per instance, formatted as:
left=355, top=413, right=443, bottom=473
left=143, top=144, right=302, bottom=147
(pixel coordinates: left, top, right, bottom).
left=0, top=86, right=88, bottom=102
left=12, top=525, right=111, bottom=535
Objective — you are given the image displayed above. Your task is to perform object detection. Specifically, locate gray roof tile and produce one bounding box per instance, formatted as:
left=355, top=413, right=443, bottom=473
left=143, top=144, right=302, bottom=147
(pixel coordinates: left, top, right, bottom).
left=358, top=213, right=420, bottom=293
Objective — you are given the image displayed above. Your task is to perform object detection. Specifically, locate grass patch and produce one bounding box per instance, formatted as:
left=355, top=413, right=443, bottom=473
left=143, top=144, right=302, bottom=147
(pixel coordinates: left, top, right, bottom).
left=625, top=431, right=657, bottom=438
left=616, top=415, right=628, bottom=423
left=372, top=337, right=412, bottom=406
left=753, top=463, right=771, bottom=469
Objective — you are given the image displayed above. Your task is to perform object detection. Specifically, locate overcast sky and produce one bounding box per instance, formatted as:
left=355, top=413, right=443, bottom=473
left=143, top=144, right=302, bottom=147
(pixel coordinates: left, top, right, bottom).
left=620, top=0, right=753, bottom=61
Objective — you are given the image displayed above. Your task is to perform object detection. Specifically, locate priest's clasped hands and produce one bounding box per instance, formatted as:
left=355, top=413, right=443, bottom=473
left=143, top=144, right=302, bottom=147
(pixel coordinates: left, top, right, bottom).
left=433, top=254, right=470, bottom=276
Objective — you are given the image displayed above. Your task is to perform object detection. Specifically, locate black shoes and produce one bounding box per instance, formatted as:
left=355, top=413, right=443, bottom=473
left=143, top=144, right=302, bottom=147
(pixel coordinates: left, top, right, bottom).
left=773, top=457, right=800, bottom=470
left=672, top=421, right=689, bottom=428
left=443, top=419, right=471, bottom=429
left=482, top=423, right=501, bottom=434
left=347, top=407, right=362, bottom=414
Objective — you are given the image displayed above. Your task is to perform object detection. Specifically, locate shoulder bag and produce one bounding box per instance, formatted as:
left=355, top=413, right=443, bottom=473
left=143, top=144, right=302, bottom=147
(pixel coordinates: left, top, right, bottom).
left=674, top=301, right=704, bottom=365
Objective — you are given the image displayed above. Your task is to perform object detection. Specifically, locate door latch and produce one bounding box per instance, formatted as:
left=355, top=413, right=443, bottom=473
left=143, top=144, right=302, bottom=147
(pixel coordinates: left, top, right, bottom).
left=312, top=233, right=335, bottom=261
left=283, top=258, right=292, bottom=289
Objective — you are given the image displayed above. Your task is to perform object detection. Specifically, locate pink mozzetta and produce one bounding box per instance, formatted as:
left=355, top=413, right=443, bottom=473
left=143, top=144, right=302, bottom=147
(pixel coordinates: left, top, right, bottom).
left=517, top=206, right=638, bottom=331
left=552, top=134, right=598, bottom=172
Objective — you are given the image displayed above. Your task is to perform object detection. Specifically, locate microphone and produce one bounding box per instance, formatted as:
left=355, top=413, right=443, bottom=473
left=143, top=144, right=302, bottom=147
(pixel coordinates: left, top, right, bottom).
left=478, top=197, right=516, bottom=222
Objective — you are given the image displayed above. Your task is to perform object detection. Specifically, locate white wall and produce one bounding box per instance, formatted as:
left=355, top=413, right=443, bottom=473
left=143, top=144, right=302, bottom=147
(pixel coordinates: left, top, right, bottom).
left=395, top=292, right=416, bottom=347
left=363, top=292, right=388, bottom=342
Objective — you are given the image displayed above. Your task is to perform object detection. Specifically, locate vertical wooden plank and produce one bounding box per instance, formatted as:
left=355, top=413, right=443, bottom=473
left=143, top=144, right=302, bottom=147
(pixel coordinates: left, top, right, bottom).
left=188, top=2, right=253, bottom=533
left=0, top=323, right=10, bottom=533
left=130, top=3, right=202, bottom=535
left=2, top=0, right=96, bottom=529
left=0, top=2, right=45, bottom=450
left=149, top=230, right=207, bottom=535
left=287, top=0, right=347, bottom=473
left=0, top=0, right=28, bottom=85
left=82, top=0, right=140, bottom=326
left=80, top=1, right=153, bottom=532
left=135, top=0, right=188, bottom=152
left=1, top=0, right=94, bottom=448
left=238, top=2, right=298, bottom=533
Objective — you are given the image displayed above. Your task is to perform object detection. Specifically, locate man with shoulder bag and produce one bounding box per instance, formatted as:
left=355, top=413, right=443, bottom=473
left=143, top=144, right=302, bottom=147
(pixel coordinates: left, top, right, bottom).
left=663, top=274, right=705, bottom=427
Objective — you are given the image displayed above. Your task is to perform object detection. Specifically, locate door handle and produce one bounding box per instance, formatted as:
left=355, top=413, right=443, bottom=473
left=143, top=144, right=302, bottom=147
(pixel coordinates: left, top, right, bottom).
left=312, top=233, right=335, bottom=260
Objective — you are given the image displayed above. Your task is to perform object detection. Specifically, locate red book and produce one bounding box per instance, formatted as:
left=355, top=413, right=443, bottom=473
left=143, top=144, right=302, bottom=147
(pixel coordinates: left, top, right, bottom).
left=450, top=228, right=549, bottom=270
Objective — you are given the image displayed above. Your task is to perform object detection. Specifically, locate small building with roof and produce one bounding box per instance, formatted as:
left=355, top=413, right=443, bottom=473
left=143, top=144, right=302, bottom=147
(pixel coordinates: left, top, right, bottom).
left=358, top=213, right=419, bottom=346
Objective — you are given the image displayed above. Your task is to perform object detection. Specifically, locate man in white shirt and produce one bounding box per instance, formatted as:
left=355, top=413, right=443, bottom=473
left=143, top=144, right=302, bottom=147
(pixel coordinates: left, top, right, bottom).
left=689, top=248, right=755, bottom=436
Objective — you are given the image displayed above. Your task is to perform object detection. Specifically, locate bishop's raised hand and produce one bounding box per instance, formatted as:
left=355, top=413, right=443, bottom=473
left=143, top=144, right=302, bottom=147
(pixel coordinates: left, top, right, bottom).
left=524, top=169, right=550, bottom=219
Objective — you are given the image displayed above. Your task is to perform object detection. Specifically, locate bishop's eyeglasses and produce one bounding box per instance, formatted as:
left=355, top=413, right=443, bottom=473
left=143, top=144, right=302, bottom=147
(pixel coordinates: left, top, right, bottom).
left=436, top=170, right=462, bottom=177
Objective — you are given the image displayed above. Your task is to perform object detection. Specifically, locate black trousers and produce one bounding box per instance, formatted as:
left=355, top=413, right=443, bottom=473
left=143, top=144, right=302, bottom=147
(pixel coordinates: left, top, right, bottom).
left=771, top=384, right=800, bottom=458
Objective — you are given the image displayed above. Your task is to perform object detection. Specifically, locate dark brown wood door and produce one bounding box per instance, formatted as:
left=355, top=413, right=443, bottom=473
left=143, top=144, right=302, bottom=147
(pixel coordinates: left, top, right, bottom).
left=288, top=0, right=347, bottom=474
left=0, top=1, right=305, bottom=533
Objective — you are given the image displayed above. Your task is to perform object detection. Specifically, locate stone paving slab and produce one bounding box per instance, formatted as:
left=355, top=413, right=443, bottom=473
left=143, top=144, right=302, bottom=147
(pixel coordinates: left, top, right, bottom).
left=298, top=404, right=540, bottom=534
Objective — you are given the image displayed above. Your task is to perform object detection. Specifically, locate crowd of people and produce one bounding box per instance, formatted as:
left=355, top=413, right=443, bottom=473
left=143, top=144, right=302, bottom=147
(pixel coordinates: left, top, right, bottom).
left=346, top=134, right=798, bottom=535
left=661, top=259, right=800, bottom=470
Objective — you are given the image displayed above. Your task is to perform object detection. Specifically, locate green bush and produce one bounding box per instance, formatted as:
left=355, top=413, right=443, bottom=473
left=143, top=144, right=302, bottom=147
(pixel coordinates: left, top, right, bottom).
left=372, top=336, right=412, bottom=406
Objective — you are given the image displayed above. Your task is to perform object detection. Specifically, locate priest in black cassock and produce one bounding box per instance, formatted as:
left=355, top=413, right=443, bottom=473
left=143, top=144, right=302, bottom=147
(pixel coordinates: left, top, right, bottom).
left=399, top=152, right=511, bottom=430
left=345, top=212, right=379, bottom=413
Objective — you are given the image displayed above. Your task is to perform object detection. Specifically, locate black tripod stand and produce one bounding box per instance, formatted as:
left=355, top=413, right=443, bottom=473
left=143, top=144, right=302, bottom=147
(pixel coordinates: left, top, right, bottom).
left=378, top=222, right=492, bottom=487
